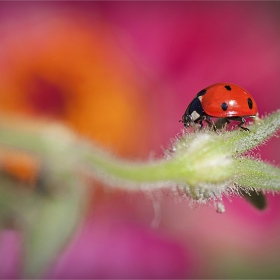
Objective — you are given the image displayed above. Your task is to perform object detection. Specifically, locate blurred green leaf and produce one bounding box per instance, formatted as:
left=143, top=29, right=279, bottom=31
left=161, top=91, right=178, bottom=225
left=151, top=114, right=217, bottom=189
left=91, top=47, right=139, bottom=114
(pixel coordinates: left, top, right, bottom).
left=240, top=190, right=267, bottom=210
left=0, top=172, right=88, bottom=278
left=22, top=176, right=87, bottom=278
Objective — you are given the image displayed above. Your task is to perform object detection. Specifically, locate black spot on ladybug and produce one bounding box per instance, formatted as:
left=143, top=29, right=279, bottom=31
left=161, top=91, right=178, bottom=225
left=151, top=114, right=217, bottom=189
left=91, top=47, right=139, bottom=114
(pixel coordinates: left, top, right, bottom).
left=197, top=89, right=207, bottom=97
left=221, top=102, right=228, bottom=111
left=225, top=85, right=231, bottom=91
left=248, top=98, right=253, bottom=109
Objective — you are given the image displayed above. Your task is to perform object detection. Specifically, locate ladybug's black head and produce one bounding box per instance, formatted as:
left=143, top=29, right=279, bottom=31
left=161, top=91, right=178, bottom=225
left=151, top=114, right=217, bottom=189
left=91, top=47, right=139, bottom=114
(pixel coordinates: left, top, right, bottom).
left=181, top=114, right=192, bottom=128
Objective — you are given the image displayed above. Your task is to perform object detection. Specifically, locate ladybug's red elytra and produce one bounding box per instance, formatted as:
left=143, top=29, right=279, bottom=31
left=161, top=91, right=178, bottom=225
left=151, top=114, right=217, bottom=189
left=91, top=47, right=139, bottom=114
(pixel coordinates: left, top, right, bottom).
left=181, top=83, right=258, bottom=131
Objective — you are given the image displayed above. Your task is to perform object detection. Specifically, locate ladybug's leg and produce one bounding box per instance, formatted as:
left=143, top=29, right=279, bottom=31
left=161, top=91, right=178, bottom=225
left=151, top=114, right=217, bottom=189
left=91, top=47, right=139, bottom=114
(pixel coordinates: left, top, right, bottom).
left=194, top=115, right=204, bottom=130
left=215, top=118, right=230, bottom=129
left=233, top=117, right=250, bottom=131
left=198, top=120, right=204, bottom=130
left=205, top=116, right=217, bottom=132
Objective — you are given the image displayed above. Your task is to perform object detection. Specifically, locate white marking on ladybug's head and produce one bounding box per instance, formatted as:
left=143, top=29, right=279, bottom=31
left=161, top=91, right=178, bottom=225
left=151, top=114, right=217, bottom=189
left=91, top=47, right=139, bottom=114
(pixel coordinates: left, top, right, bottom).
left=198, top=96, right=203, bottom=102
left=191, top=110, right=200, bottom=121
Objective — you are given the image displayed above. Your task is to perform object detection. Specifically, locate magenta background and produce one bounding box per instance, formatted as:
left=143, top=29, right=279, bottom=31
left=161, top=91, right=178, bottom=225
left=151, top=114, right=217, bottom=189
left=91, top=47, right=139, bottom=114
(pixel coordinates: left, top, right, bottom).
left=0, top=2, right=280, bottom=278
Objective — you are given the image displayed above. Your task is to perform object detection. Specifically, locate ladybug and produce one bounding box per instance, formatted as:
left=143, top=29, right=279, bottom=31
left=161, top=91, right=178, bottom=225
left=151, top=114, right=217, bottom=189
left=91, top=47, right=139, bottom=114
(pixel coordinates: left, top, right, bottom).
left=181, top=83, right=258, bottom=131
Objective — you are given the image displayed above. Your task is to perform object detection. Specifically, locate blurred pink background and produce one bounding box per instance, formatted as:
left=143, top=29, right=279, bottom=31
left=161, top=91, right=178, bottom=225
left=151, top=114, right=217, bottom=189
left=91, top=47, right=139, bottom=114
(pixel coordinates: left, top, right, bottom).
left=1, top=2, right=280, bottom=278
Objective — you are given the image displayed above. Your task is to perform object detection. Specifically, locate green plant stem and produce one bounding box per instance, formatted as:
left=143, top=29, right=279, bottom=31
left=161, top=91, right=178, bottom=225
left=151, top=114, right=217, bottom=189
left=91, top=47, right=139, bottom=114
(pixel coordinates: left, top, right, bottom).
left=236, top=158, right=280, bottom=190
left=0, top=111, right=280, bottom=192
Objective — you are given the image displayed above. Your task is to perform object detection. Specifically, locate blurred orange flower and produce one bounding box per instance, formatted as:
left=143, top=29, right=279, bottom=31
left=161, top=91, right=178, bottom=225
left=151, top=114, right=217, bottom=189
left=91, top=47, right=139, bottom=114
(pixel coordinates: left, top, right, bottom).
left=0, top=9, right=153, bottom=184
left=0, top=10, right=150, bottom=157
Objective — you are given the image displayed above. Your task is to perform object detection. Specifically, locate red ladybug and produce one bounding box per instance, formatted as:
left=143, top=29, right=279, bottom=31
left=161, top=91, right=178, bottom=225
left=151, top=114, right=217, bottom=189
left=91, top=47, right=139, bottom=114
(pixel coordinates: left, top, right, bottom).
left=181, top=83, right=258, bottom=131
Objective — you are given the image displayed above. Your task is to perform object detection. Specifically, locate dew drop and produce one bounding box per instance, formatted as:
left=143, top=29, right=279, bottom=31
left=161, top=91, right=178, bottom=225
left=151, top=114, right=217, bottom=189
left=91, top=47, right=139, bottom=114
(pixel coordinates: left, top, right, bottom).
left=215, top=201, right=226, bottom=213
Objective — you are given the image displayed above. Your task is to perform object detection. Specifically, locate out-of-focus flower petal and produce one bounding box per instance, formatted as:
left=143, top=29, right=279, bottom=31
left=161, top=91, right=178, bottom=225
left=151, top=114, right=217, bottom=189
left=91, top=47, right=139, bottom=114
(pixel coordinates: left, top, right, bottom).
left=0, top=5, right=152, bottom=157
left=0, top=230, right=20, bottom=279
left=49, top=216, right=188, bottom=278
